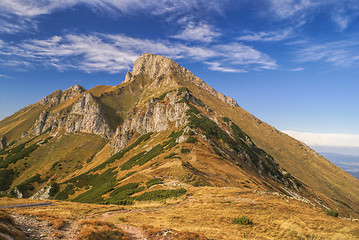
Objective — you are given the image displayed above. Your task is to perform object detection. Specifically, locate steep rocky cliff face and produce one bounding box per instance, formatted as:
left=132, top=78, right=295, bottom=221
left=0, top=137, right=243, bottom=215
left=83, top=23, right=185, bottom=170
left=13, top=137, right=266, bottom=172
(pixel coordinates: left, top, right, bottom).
left=0, top=135, right=6, bottom=149
left=39, top=84, right=85, bottom=106
left=110, top=90, right=190, bottom=152
left=30, top=91, right=114, bottom=139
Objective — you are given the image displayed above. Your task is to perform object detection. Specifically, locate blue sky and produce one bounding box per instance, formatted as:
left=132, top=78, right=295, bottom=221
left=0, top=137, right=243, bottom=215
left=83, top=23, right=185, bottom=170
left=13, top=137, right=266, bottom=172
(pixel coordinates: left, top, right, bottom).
left=0, top=0, right=358, bottom=155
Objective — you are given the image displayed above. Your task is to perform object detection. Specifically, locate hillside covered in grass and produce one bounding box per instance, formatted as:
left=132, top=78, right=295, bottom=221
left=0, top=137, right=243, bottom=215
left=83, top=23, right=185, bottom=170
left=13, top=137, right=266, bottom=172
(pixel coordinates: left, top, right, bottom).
left=1, top=53, right=359, bottom=227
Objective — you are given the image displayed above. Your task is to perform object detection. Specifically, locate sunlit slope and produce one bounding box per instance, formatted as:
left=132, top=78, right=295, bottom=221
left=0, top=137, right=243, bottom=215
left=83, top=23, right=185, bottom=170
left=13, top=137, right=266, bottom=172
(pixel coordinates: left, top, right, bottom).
left=0, top=53, right=358, bottom=220
left=178, top=79, right=359, bottom=217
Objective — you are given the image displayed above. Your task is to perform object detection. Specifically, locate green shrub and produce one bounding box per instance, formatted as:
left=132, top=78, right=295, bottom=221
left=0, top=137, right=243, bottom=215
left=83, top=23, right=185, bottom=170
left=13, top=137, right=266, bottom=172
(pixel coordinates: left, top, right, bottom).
left=181, top=148, right=190, bottom=154
left=222, top=117, right=231, bottom=123
left=110, top=183, right=140, bottom=197
left=49, top=183, right=60, bottom=197
left=137, top=145, right=164, bottom=166
left=118, top=171, right=136, bottom=181
left=232, top=216, right=252, bottom=225
left=9, top=142, right=26, bottom=154
left=155, top=90, right=174, bottom=101
left=110, top=186, right=144, bottom=201
left=325, top=209, right=338, bottom=217
left=0, top=169, right=15, bottom=191
left=146, top=178, right=163, bottom=188
left=55, top=184, right=75, bottom=200
left=136, top=188, right=187, bottom=201
left=121, top=144, right=164, bottom=171
left=73, top=168, right=118, bottom=203
left=105, top=182, right=144, bottom=205
left=163, top=130, right=183, bottom=150
left=16, top=174, right=44, bottom=193
left=185, top=136, right=197, bottom=143
left=164, top=153, right=179, bottom=159
left=104, top=198, right=134, bottom=206
left=94, top=132, right=153, bottom=171
left=0, top=142, right=39, bottom=168
left=177, top=87, right=190, bottom=95
left=120, top=151, right=146, bottom=171
left=42, top=136, right=53, bottom=144
left=186, top=104, right=200, bottom=115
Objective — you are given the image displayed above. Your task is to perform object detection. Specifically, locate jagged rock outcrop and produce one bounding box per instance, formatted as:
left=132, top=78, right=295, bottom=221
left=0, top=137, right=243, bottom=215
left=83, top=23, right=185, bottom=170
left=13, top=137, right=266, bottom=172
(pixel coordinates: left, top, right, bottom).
left=30, top=92, right=114, bottom=139
left=111, top=90, right=190, bottom=152
left=30, top=110, right=49, bottom=136
left=124, top=53, right=238, bottom=107
left=0, top=136, right=6, bottom=149
left=40, top=84, right=85, bottom=107
left=30, top=185, right=51, bottom=200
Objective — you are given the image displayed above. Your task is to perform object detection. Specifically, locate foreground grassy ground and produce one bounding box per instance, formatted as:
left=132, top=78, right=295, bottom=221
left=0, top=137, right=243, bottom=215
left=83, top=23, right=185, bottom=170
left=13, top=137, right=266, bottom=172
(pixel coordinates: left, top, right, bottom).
left=0, top=186, right=358, bottom=239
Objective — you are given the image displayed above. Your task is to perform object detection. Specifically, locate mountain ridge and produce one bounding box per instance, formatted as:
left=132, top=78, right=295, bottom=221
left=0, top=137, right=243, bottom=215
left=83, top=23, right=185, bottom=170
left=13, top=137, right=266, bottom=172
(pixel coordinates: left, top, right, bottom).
left=0, top=53, right=358, bottom=220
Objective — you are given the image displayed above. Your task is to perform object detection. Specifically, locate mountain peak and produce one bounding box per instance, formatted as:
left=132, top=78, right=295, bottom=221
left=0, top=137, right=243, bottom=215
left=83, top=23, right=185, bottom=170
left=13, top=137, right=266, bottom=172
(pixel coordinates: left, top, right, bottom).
left=124, top=53, right=180, bottom=83
left=124, top=53, right=238, bottom=107
left=66, top=84, right=85, bottom=93
left=39, top=84, right=86, bottom=107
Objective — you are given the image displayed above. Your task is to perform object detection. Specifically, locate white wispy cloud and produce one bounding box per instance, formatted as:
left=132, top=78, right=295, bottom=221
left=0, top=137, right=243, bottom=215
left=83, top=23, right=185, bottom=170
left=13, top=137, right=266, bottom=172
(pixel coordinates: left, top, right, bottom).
left=213, top=43, right=277, bottom=70
left=204, top=62, right=246, bottom=73
left=268, top=0, right=359, bottom=30
left=0, top=0, right=229, bottom=33
left=172, top=22, right=220, bottom=42
left=0, top=0, right=228, bottom=17
left=296, top=38, right=359, bottom=67
left=288, top=67, right=304, bottom=71
left=0, top=74, right=10, bottom=78
left=268, top=0, right=313, bottom=19
left=238, top=29, right=293, bottom=42
left=283, top=130, right=359, bottom=148
left=0, top=33, right=277, bottom=73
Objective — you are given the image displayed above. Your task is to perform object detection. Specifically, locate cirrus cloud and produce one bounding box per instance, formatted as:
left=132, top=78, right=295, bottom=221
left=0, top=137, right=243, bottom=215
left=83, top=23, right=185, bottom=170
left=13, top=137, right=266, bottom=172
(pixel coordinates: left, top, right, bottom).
left=0, top=33, right=277, bottom=73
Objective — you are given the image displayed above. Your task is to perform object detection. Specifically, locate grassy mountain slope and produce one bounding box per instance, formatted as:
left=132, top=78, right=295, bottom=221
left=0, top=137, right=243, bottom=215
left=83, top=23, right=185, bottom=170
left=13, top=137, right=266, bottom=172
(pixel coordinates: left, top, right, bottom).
left=0, top=53, right=358, bottom=221
left=179, top=81, right=359, bottom=217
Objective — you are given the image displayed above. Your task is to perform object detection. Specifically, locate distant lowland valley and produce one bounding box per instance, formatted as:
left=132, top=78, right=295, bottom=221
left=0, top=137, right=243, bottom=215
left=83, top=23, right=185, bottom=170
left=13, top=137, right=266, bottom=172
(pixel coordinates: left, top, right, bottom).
left=320, top=152, right=359, bottom=180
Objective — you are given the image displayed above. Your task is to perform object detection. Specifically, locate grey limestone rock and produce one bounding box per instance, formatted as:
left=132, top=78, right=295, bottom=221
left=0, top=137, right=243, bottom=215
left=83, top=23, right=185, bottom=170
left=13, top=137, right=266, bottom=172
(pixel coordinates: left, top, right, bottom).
left=30, top=91, right=114, bottom=139
left=0, top=135, right=6, bottom=149
left=110, top=91, right=190, bottom=152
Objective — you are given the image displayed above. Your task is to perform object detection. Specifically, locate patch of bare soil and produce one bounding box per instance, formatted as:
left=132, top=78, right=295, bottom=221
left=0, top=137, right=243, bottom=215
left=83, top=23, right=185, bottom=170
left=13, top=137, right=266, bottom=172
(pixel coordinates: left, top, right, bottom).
left=10, top=213, right=80, bottom=239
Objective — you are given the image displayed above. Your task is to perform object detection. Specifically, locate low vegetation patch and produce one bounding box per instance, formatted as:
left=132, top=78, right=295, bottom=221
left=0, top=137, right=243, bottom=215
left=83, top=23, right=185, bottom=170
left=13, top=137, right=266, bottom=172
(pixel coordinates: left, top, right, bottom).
left=105, top=182, right=144, bottom=205
left=94, top=132, right=153, bottom=171
left=49, top=182, right=60, bottom=197
left=73, top=168, right=118, bottom=203
left=135, top=188, right=187, bottom=201
left=325, top=209, right=339, bottom=217
left=0, top=169, right=15, bottom=191
left=120, top=144, right=164, bottom=171
left=16, top=174, right=44, bottom=192
left=163, top=130, right=183, bottom=150
left=177, top=87, right=190, bottom=95
left=118, top=171, right=136, bottom=182
left=55, top=184, right=75, bottom=200
left=185, top=136, right=197, bottom=143
left=181, top=148, right=190, bottom=154
left=232, top=216, right=253, bottom=225
left=0, top=141, right=39, bottom=168
left=146, top=178, right=163, bottom=188
left=164, top=153, right=180, bottom=159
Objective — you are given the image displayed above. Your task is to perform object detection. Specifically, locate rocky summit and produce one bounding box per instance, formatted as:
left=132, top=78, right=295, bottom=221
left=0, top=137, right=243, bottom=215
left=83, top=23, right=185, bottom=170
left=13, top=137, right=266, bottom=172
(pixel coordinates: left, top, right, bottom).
left=0, top=53, right=359, bottom=239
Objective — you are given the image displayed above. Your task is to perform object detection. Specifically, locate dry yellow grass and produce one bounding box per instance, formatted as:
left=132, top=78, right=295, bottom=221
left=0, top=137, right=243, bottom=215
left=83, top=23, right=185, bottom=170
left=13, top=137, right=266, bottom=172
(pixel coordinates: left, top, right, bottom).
left=1, top=186, right=358, bottom=240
